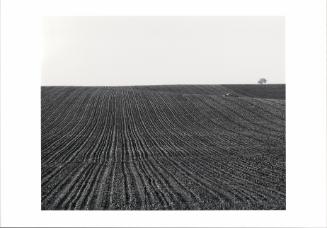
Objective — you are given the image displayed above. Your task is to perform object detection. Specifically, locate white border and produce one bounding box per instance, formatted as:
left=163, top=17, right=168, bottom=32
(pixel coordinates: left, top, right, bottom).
left=1, top=0, right=326, bottom=227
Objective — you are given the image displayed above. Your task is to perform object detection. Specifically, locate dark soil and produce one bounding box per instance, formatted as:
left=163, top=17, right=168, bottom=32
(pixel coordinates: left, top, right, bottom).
left=41, top=85, right=286, bottom=210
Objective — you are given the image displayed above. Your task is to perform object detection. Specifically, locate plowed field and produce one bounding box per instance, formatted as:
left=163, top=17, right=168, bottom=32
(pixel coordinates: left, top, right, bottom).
left=41, top=85, right=285, bottom=210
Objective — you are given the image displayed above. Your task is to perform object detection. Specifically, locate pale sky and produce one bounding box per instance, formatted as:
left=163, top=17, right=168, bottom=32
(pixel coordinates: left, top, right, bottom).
left=42, top=16, right=284, bottom=86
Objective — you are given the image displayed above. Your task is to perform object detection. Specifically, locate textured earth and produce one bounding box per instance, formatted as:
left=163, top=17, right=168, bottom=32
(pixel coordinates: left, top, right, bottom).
left=41, top=85, right=286, bottom=210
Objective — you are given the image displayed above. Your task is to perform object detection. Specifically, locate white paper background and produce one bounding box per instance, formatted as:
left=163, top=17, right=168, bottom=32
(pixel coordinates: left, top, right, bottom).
left=1, top=0, right=326, bottom=227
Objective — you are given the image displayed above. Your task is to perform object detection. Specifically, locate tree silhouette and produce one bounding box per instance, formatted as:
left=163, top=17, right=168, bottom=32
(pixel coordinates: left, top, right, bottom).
left=258, top=78, right=267, bottom=84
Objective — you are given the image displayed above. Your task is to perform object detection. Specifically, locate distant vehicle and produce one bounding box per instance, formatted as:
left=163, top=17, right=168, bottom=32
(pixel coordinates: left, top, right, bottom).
left=223, top=93, right=238, bottom=97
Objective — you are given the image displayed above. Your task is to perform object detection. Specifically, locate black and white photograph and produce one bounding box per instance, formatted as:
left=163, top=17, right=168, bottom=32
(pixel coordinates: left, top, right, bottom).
left=41, top=16, right=285, bottom=210
left=1, top=0, right=326, bottom=227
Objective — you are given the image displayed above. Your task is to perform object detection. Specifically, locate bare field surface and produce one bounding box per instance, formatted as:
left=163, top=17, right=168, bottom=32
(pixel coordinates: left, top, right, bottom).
left=41, top=85, right=285, bottom=210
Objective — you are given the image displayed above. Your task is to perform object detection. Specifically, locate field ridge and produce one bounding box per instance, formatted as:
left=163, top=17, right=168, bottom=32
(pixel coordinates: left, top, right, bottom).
left=42, top=84, right=285, bottom=210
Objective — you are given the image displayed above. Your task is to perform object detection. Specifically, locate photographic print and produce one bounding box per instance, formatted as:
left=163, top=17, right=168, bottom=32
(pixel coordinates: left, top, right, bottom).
left=41, top=16, right=285, bottom=210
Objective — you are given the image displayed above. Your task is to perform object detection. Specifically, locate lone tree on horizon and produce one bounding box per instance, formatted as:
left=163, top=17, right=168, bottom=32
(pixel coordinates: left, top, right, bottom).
left=258, top=78, right=267, bottom=84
